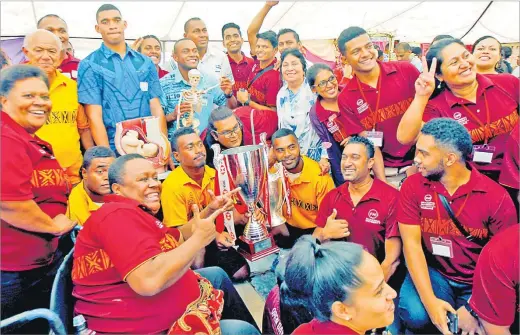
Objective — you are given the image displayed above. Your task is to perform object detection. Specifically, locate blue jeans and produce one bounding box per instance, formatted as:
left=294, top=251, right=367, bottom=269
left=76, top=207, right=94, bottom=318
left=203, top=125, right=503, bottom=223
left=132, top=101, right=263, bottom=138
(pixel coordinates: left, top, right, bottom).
left=195, top=267, right=259, bottom=332
left=398, top=267, right=472, bottom=334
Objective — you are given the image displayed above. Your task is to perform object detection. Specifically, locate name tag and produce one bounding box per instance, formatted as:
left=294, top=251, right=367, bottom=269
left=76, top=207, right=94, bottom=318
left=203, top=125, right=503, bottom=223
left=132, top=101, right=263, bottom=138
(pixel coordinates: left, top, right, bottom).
left=140, top=82, right=149, bottom=92
left=71, top=70, right=78, bottom=79
left=472, top=145, right=495, bottom=163
left=430, top=237, right=453, bottom=258
left=366, top=131, right=383, bottom=147
left=201, top=96, right=209, bottom=107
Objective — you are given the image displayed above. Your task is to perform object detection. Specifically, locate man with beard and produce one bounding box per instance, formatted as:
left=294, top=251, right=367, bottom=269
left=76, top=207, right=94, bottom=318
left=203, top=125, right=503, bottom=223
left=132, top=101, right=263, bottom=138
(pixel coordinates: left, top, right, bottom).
left=222, top=23, right=255, bottom=96
left=67, top=146, right=116, bottom=225
left=37, top=14, right=80, bottom=80
left=397, top=118, right=517, bottom=335
left=336, top=26, right=420, bottom=187
left=161, top=127, right=250, bottom=281
left=134, top=35, right=169, bottom=78
left=270, top=128, right=334, bottom=248
left=204, top=106, right=278, bottom=169
left=160, top=38, right=236, bottom=141
left=78, top=4, right=167, bottom=151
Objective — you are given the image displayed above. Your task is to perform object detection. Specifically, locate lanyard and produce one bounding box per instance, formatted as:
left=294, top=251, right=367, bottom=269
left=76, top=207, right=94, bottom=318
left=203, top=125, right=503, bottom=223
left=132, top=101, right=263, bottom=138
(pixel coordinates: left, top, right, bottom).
left=356, top=73, right=382, bottom=131
left=459, top=92, right=491, bottom=144
left=434, top=192, right=470, bottom=225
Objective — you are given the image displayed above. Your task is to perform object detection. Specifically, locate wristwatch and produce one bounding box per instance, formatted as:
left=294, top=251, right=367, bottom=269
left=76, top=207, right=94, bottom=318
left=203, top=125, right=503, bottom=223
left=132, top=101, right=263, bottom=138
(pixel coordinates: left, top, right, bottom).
left=224, top=92, right=233, bottom=99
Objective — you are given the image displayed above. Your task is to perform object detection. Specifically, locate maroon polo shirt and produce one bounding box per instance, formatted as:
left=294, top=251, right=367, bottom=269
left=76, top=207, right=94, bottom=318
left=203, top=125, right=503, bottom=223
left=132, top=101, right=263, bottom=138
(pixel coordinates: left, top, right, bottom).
left=59, top=52, right=80, bottom=81
left=424, top=74, right=519, bottom=178
left=338, top=61, right=420, bottom=168
left=228, top=52, right=255, bottom=96
left=499, top=123, right=519, bottom=189
left=293, top=319, right=358, bottom=335
left=234, top=106, right=278, bottom=145
left=73, top=194, right=201, bottom=333
left=247, top=58, right=281, bottom=108
left=315, top=99, right=364, bottom=144
left=315, top=178, right=400, bottom=263
left=0, top=112, right=69, bottom=271
left=397, top=166, right=517, bottom=284
left=470, top=224, right=519, bottom=329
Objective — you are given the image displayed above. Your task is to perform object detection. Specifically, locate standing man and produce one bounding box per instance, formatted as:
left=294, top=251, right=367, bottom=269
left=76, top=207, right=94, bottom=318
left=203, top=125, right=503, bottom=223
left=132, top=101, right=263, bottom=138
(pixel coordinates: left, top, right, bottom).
left=182, top=17, right=234, bottom=83
left=397, top=118, right=517, bottom=334
left=24, top=29, right=93, bottom=184
left=336, top=26, right=420, bottom=187
left=67, top=146, right=116, bottom=226
left=395, top=42, right=423, bottom=72
left=37, top=14, right=80, bottom=80
left=161, top=127, right=249, bottom=281
left=271, top=128, right=334, bottom=248
left=77, top=4, right=167, bottom=151
left=160, top=38, right=236, bottom=141
left=222, top=23, right=255, bottom=96
left=239, top=30, right=281, bottom=111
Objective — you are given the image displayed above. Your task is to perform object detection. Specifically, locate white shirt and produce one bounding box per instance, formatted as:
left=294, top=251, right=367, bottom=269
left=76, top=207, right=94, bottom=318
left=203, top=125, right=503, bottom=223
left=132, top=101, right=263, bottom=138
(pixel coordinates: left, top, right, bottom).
left=276, top=80, right=328, bottom=162
left=166, top=46, right=235, bottom=84
left=513, top=66, right=520, bottom=78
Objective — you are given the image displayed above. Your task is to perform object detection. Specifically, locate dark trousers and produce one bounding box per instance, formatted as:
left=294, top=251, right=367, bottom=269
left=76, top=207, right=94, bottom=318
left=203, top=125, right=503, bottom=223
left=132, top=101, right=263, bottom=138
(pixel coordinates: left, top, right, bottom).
left=195, top=267, right=259, bottom=332
left=1, top=248, right=64, bottom=334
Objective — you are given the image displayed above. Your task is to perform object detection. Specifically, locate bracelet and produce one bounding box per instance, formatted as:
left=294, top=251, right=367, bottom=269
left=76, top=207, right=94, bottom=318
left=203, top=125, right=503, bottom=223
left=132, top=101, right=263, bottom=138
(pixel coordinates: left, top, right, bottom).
left=224, top=92, right=233, bottom=99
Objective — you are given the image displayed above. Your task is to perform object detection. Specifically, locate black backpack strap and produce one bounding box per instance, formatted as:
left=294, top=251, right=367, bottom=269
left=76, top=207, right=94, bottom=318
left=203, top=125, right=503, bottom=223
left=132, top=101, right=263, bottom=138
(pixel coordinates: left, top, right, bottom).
left=438, top=193, right=485, bottom=246
left=247, top=65, right=275, bottom=88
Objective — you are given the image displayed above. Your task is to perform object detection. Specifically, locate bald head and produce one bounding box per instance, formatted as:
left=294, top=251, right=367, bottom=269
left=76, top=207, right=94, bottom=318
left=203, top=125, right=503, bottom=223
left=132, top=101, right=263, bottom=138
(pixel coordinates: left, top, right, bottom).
left=23, top=29, right=63, bottom=74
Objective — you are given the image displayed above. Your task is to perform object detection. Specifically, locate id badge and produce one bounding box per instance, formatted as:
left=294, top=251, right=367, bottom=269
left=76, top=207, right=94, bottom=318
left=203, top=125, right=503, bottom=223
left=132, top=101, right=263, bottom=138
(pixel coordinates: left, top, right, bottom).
left=71, top=70, right=78, bottom=79
left=430, top=237, right=453, bottom=258
left=366, top=131, right=383, bottom=147
left=201, top=96, right=209, bottom=107
left=472, top=145, right=495, bottom=163
left=140, top=82, right=149, bottom=92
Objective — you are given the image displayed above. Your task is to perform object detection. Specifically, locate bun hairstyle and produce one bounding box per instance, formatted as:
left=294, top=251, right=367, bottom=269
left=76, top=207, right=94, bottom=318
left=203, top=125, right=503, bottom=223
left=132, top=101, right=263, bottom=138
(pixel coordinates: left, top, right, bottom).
left=280, top=236, right=364, bottom=322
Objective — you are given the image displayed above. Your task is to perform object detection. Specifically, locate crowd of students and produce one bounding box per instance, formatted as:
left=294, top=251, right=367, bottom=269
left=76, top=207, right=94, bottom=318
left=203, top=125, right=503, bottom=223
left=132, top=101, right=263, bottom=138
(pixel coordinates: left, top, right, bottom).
left=1, top=2, right=519, bottom=335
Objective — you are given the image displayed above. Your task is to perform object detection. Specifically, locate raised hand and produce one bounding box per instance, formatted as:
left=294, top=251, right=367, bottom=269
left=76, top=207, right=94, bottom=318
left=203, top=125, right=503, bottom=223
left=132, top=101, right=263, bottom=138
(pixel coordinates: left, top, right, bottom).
left=220, top=76, right=233, bottom=96
left=207, top=187, right=241, bottom=212
left=216, top=231, right=235, bottom=249
left=318, top=158, right=331, bottom=176
left=323, top=208, right=350, bottom=240
left=266, top=1, right=279, bottom=7
left=130, top=37, right=143, bottom=51
left=425, top=297, right=457, bottom=335
left=415, top=56, right=438, bottom=97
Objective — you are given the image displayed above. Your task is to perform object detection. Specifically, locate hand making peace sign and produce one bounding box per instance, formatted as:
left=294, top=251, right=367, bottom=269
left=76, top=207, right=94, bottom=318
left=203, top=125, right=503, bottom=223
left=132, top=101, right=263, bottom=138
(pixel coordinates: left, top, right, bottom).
left=415, top=56, right=438, bottom=98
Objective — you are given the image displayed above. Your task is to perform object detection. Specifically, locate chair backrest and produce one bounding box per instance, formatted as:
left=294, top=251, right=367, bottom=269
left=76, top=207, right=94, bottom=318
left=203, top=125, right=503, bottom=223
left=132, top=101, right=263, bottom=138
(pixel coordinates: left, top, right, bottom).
left=0, top=308, right=66, bottom=335
left=49, top=247, right=75, bottom=334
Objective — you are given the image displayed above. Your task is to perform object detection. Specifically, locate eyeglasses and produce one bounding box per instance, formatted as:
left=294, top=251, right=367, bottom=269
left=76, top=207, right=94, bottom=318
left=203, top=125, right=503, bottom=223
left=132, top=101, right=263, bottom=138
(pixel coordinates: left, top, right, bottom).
left=214, top=123, right=241, bottom=138
left=315, top=75, right=337, bottom=88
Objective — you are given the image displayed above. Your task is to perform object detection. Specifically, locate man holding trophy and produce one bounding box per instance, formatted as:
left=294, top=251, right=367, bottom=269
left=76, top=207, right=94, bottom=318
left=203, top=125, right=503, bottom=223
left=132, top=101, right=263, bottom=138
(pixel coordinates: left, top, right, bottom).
left=161, top=127, right=250, bottom=281
left=270, top=128, right=335, bottom=248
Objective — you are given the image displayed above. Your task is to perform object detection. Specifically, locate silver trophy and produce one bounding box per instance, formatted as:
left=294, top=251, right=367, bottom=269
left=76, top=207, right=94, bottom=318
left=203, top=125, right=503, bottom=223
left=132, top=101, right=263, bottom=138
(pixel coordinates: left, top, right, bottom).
left=268, top=162, right=288, bottom=227
left=221, top=145, right=279, bottom=261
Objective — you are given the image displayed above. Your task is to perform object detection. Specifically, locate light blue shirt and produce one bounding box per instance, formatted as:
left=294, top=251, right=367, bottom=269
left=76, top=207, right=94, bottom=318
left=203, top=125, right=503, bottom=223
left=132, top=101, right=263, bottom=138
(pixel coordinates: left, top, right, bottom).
left=160, top=66, right=227, bottom=141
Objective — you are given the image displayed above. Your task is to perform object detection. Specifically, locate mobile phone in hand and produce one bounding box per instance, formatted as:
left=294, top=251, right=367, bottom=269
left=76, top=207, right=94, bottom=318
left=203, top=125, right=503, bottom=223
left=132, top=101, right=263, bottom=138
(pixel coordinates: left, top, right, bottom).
left=447, top=312, right=458, bottom=334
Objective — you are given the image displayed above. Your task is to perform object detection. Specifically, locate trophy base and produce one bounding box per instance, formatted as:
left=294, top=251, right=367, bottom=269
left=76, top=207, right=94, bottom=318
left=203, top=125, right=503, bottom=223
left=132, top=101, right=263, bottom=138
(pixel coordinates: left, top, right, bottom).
left=237, top=235, right=279, bottom=262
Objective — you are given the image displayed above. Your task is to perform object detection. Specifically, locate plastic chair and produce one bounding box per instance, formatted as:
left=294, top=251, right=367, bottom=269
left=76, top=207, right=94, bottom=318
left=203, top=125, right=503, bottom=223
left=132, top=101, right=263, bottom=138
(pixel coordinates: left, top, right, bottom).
left=49, top=247, right=75, bottom=334
left=0, top=308, right=66, bottom=335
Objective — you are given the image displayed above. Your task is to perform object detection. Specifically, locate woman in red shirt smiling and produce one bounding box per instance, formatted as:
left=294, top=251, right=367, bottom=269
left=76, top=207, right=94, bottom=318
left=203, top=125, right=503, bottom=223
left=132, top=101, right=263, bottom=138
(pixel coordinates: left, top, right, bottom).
left=286, top=236, right=397, bottom=335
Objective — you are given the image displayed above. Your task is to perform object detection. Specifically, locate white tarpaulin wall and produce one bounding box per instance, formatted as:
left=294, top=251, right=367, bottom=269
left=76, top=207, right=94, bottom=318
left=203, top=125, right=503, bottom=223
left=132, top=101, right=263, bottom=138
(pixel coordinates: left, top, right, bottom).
left=1, top=1, right=519, bottom=60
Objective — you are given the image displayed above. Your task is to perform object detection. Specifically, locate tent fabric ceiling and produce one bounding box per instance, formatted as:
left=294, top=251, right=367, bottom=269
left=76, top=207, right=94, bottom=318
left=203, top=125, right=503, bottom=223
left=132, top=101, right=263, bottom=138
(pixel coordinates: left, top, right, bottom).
left=1, top=1, right=519, bottom=43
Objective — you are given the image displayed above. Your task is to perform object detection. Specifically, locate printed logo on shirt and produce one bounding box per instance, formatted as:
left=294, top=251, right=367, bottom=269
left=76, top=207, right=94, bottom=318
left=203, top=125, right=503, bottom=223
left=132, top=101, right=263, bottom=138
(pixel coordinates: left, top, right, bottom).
left=468, top=109, right=518, bottom=143
left=215, top=64, right=222, bottom=73
left=290, top=198, right=318, bottom=212
left=155, top=220, right=164, bottom=229
left=365, top=209, right=381, bottom=224
left=46, top=109, right=78, bottom=125
left=452, top=112, right=469, bottom=125
left=357, top=99, right=369, bottom=114
left=420, top=194, right=435, bottom=210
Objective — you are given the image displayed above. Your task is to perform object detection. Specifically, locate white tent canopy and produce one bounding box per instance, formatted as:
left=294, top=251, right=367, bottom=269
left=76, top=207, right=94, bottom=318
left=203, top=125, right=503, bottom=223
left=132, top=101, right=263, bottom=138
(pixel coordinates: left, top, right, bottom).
left=1, top=1, right=519, bottom=59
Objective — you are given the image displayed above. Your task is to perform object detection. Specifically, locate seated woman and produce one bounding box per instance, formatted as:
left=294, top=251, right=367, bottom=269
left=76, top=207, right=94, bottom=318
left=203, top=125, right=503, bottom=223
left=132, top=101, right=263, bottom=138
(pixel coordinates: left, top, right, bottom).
left=72, top=154, right=258, bottom=334
left=283, top=236, right=397, bottom=335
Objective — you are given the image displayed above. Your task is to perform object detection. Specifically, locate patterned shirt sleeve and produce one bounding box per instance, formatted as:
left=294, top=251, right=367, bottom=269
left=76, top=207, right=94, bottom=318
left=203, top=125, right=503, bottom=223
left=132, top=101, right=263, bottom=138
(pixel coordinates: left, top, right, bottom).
left=77, top=59, right=103, bottom=106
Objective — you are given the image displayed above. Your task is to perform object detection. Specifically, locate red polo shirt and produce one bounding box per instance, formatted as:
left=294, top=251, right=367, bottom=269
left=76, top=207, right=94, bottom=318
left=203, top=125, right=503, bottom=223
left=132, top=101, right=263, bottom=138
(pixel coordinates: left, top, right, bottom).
left=470, top=225, right=519, bottom=328
left=228, top=52, right=255, bottom=96
left=234, top=106, right=278, bottom=145
left=397, top=166, right=517, bottom=284
left=247, top=58, right=281, bottom=108
left=423, top=74, right=519, bottom=177
left=315, top=179, right=400, bottom=263
left=0, top=112, right=69, bottom=271
left=59, top=52, right=80, bottom=81
left=338, top=61, right=419, bottom=168
left=315, top=99, right=364, bottom=144
left=72, top=195, right=201, bottom=334
left=293, top=319, right=358, bottom=335
left=499, top=123, right=519, bottom=189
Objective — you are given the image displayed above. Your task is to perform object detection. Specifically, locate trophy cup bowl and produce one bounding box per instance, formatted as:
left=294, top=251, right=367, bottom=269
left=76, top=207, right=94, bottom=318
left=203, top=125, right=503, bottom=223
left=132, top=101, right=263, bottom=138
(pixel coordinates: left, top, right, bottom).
left=268, top=163, right=287, bottom=228
left=221, top=145, right=279, bottom=261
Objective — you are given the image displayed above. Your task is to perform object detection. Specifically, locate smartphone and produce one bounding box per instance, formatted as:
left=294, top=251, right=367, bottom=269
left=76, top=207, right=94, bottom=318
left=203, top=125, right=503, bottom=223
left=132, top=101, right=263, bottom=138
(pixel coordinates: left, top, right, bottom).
left=447, top=312, right=458, bottom=334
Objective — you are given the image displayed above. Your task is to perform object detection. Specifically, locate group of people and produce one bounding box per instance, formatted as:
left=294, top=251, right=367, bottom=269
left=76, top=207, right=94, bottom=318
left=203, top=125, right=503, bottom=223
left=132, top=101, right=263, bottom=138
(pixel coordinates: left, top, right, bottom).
left=1, top=2, right=519, bottom=335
